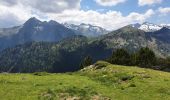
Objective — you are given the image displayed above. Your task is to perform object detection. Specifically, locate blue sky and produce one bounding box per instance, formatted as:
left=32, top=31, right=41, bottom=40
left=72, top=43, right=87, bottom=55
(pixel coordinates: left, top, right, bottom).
left=81, top=0, right=170, bottom=24
left=82, top=0, right=169, bottom=14
left=0, top=0, right=170, bottom=30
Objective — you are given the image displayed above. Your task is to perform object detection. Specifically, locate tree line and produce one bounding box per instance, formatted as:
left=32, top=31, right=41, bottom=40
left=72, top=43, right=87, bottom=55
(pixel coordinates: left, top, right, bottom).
left=80, top=47, right=170, bottom=71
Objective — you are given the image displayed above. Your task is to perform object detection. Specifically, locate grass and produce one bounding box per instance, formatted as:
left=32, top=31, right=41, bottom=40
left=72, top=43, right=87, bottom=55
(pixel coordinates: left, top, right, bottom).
left=0, top=61, right=170, bottom=100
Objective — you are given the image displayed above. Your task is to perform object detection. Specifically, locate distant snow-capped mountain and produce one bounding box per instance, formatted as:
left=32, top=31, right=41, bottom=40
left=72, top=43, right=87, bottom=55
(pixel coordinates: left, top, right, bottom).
left=160, top=24, right=170, bottom=29
left=64, top=23, right=109, bottom=37
left=131, top=22, right=170, bottom=32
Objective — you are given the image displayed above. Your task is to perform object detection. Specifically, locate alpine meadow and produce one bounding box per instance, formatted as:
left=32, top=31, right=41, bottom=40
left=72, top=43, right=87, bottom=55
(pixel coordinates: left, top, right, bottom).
left=0, top=0, right=170, bottom=100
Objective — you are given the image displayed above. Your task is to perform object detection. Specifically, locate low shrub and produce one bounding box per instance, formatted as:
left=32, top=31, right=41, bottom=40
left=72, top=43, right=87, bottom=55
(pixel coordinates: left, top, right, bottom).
left=33, top=72, right=49, bottom=76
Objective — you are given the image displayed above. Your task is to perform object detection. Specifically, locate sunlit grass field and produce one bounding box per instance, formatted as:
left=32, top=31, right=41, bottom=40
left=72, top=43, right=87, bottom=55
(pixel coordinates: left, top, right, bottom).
left=0, top=61, right=170, bottom=100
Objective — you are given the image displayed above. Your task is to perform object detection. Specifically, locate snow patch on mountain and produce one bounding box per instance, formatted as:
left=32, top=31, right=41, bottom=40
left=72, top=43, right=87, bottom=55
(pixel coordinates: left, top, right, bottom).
left=131, top=22, right=170, bottom=32
left=64, top=23, right=109, bottom=37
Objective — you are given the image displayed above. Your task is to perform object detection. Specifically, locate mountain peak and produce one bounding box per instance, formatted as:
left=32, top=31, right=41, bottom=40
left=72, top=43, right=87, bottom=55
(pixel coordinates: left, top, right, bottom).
left=48, top=20, right=60, bottom=25
left=158, top=27, right=170, bottom=32
left=108, top=25, right=145, bottom=35
left=131, top=22, right=162, bottom=32
left=24, top=17, right=41, bottom=25
left=131, top=23, right=141, bottom=28
left=126, top=25, right=145, bottom=32
left=27, top=17, right=41, bottom=22
left=122, top=25, right=140, bottom=30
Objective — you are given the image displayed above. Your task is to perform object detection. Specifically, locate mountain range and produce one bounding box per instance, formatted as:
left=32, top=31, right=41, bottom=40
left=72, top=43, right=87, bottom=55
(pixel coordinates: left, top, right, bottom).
left=0, top=17, right=170, bottom=72
left=63, top=23, right=109, bottom=37
left=0, top=17, right=109, bottom=50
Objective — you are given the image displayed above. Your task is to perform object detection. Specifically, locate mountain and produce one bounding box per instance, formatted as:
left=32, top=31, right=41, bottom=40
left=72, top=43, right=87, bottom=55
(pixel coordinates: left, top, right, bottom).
left=0, top=24, right=170, bottom=73
left=0, top=35, right=111, bottom=73
left=64, top=23, right=109, bottom=37
left=130, top=22, right=170, bottom=56
left=0, top=17, right=75, bottom=50
left=131, top=22, right=170, bottom=32
left=161, top=24, right=170, bottom=29
left=151, top=27, right=170, bottom=43
left=0, top=36, right=89, bottom=72
left=17, top=17, right=75, bottom=42
left=96, top=25, right=149, bottom=51
left=131, top=22, right=162, bottom=32
left=98, top=25, right=170, bottom=57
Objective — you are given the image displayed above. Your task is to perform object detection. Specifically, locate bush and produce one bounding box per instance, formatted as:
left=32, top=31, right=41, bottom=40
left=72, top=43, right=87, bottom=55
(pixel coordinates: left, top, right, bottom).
left=119, top=75, right=134, bottom=81
left=129, top=83, right=136, bottom=87
left=94, top=61, right=110, bottom=69
left=33, top=72, right=49, bottom=76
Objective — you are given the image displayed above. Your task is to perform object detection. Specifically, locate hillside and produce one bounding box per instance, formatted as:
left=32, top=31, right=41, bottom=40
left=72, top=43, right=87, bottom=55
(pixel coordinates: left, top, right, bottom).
left=0, top=35, right=89, bottom=73
left=0, top=61, right=170, bottom=100
left=97, top=25, right=170, bottom=57
left=0, top=34, right=113, bottom=73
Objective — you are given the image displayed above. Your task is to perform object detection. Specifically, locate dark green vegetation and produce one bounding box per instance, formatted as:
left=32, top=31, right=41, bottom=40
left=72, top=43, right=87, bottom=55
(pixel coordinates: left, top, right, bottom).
left=0, top=35, right=111, bottom=73
left=79, top=56, right=93, bottom=69
left=107, top=47, right=170, bottom=71
left=0, top=36, right=91, bottom=73
left=108, top=47, right=156, bottom=67
left=0, top=61, right=170, bottom=100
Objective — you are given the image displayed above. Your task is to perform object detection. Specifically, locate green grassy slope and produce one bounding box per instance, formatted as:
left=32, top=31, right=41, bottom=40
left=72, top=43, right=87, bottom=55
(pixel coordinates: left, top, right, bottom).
left=0, top=61, right=170, bottom=100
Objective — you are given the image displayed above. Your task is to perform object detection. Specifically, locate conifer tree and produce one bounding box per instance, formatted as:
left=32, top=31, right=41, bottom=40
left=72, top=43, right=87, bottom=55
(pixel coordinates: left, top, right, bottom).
left=80, top=56, right=93, bottom=69
left=136, top=47, right=156, bottom=67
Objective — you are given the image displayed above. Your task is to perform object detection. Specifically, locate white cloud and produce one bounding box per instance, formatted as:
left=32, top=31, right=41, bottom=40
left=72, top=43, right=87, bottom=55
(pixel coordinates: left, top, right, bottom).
left=0, top=3, right=43, bottom=27
left=0, top=0, right=155, bottom=30
left=0, top=0, right=80, bottom=13
left=158, top=7, right=170, bottom=15
left=0, top=0, right=18, bottom=6
left=126, top=9, right=155, bottom=23
left=0, top=0, right=81, bottom=27
left=0, top=5, right=29, bottom=27
left=138, top=0, right=162, bottom=6
left=48, top=9, right=155, bottom=30
left=95, top=0, right=126, bottom=6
